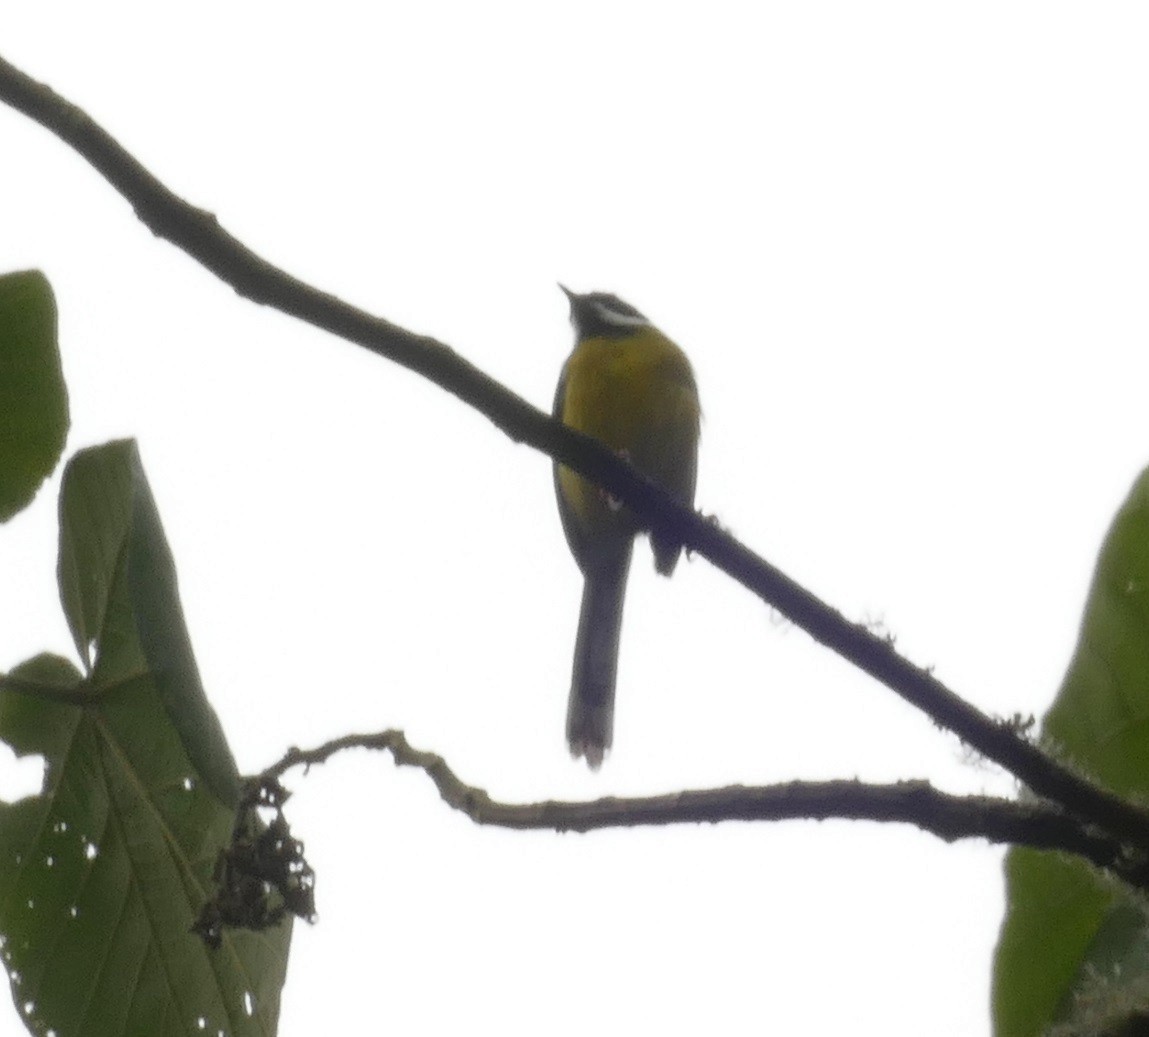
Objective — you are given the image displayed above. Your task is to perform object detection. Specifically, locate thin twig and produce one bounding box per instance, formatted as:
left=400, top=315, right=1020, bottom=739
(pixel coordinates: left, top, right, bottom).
left=252, top=730, right=1149, bottom=886
left=2, top=53, right=1147, bottom=850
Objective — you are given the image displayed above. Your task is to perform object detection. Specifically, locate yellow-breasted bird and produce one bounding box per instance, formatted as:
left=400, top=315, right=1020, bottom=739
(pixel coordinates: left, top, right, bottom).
left=553, top=285, right=701, bottom=768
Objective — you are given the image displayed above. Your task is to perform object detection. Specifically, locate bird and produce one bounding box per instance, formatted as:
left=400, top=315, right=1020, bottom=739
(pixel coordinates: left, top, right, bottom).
left=553, top=285, right=701, bottom=768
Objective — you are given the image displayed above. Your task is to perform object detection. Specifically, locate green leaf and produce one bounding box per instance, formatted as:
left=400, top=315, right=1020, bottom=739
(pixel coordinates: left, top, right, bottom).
left=0, top=440, right=289, bottom=1037
left=57, top=440, right=239, bottom=805
left=0, top=270, right=69, bottom=521
left=994, top=467, right=1149, bottom=1036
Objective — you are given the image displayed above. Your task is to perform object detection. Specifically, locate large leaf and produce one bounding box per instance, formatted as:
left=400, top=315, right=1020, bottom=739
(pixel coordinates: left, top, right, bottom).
left=0, top=440, right=290, bottom=1037
left=994, top=467, right=1149, bottom=1036
left=0, top=270, right=69, bottom=521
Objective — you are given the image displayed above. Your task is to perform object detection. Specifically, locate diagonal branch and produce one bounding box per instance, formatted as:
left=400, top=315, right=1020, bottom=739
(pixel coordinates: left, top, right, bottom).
left=254, top=729, right=1149, bottom=887
left=2, top=53, right=1146, bottom=850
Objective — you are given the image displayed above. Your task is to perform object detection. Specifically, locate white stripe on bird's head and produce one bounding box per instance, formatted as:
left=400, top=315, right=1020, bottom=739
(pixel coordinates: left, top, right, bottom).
left=560, top=286, right=652, bottom=340
left=591, top=299, right=650, bottom=329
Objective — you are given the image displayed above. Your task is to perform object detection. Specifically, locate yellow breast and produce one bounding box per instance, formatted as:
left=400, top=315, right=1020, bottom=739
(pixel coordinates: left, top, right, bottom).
left=556, top=326, right=700, bottom=544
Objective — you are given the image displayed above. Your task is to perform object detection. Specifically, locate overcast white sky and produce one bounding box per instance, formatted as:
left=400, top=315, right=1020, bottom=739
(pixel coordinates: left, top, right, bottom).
left=3, top=4, right=1149, bottom=1035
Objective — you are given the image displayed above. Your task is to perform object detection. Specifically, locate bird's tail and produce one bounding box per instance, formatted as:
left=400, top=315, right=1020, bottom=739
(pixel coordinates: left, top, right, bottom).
left=566, top=548, right=632, bottom=769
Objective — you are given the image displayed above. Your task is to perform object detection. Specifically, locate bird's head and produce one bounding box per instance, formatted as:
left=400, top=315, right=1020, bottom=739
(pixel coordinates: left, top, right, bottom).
left=559, top=284, right=650, bottom=340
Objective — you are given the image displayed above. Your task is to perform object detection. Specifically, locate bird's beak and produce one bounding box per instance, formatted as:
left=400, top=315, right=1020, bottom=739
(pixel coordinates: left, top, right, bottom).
left=558, top=282, right=576, bottom=303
